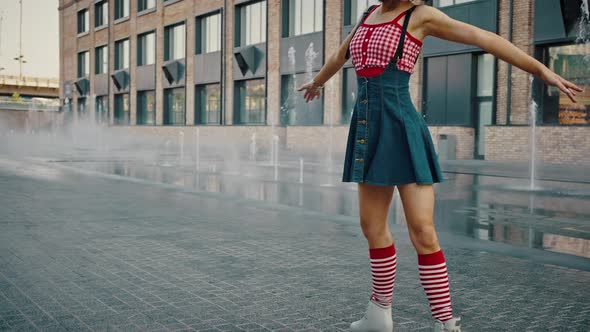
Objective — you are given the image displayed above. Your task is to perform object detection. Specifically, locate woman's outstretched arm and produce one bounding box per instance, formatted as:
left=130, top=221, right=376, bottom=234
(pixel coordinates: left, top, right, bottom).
left=297, top=20, right=362, bottom=102
left=419, top=6, right=583, bottom=103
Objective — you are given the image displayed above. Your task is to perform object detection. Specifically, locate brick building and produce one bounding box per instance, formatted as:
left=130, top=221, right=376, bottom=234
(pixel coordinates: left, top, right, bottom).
left=59, top=0, right=589, bottom=164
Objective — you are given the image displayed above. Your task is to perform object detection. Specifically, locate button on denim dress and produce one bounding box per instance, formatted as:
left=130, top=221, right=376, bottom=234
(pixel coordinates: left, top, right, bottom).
left=342, top=6, right=443, bottom=186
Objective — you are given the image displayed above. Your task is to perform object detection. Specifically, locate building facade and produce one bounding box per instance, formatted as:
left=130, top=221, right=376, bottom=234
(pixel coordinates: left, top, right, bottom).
left=59, top=0, right=589, bottom=164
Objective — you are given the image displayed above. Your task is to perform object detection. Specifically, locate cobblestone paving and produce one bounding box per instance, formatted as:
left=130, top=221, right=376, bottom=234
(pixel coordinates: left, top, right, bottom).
left=0, top=160, right=589, bottom=331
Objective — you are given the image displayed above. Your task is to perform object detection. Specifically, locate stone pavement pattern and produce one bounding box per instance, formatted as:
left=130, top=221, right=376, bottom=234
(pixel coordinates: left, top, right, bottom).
left=0, top=161, right=589, bottom=332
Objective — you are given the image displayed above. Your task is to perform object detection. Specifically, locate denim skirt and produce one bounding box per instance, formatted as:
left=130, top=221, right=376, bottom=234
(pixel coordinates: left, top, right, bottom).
left=342, top=62, right=443, bottom=186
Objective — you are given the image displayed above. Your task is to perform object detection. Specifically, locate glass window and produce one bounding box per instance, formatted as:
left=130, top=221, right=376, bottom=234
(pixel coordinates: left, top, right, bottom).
left=423, top=54, right=473, bottom=126
left=280, top=73, right=323, bottom=125
left=138, top=0, right=156, bottom=12
left=342, top=67, right=357, bottom=124
left=114, top=93, right=130, bottom=125
left=543, top=44, right=590, bottom=125
left=434, top=0, right=478, bottom=7
left=476, top=53, right=494, bottom=157
left=77, top=51, right=89, bottom=77
left=235, top=79, right=266, bottom=124
left=195, top=84, right=221, bottom=125
left=347, top=0, right=380, bottom=26
left=77, top=97, right=87, bottom=117
left=115, top=38, right=129, bottom=70
left=238, top=1, right=266, bottom=46
left=138, top=32, right=155, bottom=66
left=137, top=90, right=156, bottom=125
left=197, top=12, right=222, bottom=54
left=95, top=46, right=108, bottom=74
left=477, top=53, right=494, bottom=97
left=96, top=95, right=109, bottom=124
left=114, top=0, right=129, bottom=20
left=287, top=0, right=323, bottom=36
left=95, top=1, right=108, bottom=27
left=164, top=88, right=186, bottom=125
left=164, top=22, right=186, bottom=61
left=77, top=9, right=89, bottom=34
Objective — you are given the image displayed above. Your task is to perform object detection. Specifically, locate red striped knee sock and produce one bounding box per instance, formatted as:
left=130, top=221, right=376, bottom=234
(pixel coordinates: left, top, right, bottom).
left=418, top=249, right=454, bottom=322
left=369, top=243, right=397, bottom=308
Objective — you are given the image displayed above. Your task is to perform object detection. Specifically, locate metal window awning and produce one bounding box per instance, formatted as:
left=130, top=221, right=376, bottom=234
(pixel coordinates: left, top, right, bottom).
left=74, top=78, right=89, bottom=96
left=234, top=45, right=260, bottom=75
left=110, top=70, right=129, bottom=91
left=162, top=60, right=183, bottom=84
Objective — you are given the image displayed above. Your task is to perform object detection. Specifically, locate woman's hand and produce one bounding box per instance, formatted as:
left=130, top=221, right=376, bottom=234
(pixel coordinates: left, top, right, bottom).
left=297, top=80, right=323, bottom=103
left=538, top=68, right=583, bottom=103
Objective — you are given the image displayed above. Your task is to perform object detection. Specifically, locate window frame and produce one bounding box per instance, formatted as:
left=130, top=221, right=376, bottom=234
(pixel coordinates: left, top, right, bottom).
left=137, top=30, right=156, bottom=66
left=77, top=50, right=90, bottom=78
left=473, top=52, right=497, bottom=158
left=95, top=45, right=108, bottom=75
left=234, top=78, right=267, bottom=125
left=114, top=0, right=130, bottom=21
left=114, top=93, right=131, bottom=125
left=138, top=0, right=156, bottom=13
left=280, top=72, right=324, bottom=126
left=94, top=0, right=109, bottom=28
left=164, top=21, right=186, bottom=61
left=77, top=97, right=88, bottom=116
left=163, top=87, right=187, bottom=126
left=114, top=38, right=130, bottom=70
left=95, top=95, right=109, bottom=124
left=536, top=42, right=590, bottom=126
left=195, top=83, right=222, bottom=125
left=137, top=90, right=156, bottom=125
left=283, top=0, right=324, bottom=38
left=196, top=10, right=223, bottom=55
left=77, top=8, right=90, bottom=34
left=235, top=0, right=267, bottom=47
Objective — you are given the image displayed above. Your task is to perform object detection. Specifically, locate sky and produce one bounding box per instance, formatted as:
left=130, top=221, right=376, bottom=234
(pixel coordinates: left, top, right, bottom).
left=0, top=0, right=59, bottom=79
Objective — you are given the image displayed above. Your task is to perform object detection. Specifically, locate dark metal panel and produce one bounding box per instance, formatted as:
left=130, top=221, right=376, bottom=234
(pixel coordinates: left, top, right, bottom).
left=341, top=67, right=357, bottom=124
left=194, top=52, right=222, bottom=85
left=425, top=56, right=447, bottom=125
left=280, top=32, right=324, bottom=75
left=94, top=74, right=108, bottom=96
left=342, top=25, right=356, bottom=68
left=136, top=64, right=155, bottom=91
left=446, top=53, right=473, bottom=126
left=534, top=0, right=574, bottom=43
left=162, top=59, right=186, bottom=89
left=423, top=0, right=498, bottom=57
left=232, top=43, right=266, bottom=80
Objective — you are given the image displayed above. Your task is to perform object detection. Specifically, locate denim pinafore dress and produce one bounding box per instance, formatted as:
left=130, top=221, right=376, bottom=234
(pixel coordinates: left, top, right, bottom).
left=342, top=6, right=443, bottom=186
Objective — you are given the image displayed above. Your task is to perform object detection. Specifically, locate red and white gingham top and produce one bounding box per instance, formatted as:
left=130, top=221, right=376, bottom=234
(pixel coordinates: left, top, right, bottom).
left=349, top=5, right=423, bottom=77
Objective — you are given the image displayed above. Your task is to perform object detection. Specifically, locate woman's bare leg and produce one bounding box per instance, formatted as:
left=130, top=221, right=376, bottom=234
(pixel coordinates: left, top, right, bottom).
left=350, top=183, right=396, bottom=332
left=397, top=183, right=458, bottom=327
left=358, top=183, right=395, bottom=248
left=396, top=183, right=440, bottom=254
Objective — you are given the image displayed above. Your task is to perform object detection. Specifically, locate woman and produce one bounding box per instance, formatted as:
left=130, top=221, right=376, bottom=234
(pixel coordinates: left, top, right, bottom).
left=297, top=0, right=582, bottom=331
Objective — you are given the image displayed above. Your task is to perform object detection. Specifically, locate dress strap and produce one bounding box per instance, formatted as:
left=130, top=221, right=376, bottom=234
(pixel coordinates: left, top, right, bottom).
left=391, top=5, right=417, bottom=66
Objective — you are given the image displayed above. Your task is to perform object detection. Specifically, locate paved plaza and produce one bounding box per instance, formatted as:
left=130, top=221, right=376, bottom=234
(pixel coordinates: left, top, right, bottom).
left=0, top=157, right=589, bottom=332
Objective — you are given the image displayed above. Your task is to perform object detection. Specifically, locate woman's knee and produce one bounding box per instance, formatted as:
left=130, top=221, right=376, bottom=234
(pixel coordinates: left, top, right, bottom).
left=360, top=216, right=389, bottom=241
left=408, top=223, right=439, bottom=252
